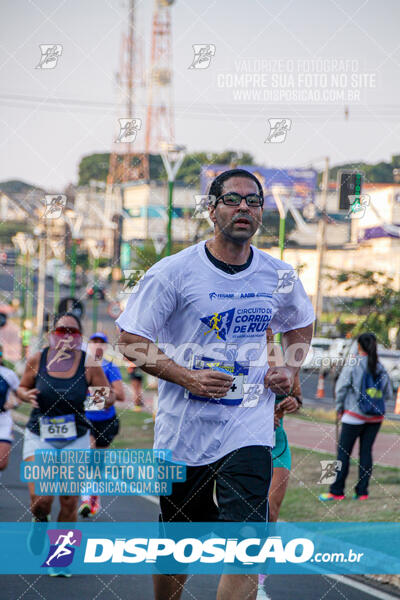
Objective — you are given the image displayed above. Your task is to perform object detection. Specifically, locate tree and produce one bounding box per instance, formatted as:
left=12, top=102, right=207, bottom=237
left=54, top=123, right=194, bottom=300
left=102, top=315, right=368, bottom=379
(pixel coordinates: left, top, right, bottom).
left=0, top=221, right=32, bottom=245
left=326, top=154, right=400, bottom=185
left=78, top=153, right=110, bottom=186
left=327, top=268, right=400, bottom=346
left=77, top=150, right=255, bottom=187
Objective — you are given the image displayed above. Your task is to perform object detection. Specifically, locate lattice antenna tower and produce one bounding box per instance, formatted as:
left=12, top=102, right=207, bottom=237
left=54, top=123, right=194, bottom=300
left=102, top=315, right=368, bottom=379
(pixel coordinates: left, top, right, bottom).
left=107, top=0, right=149, bottom=187
left=145, top=0, right=175, bottom=154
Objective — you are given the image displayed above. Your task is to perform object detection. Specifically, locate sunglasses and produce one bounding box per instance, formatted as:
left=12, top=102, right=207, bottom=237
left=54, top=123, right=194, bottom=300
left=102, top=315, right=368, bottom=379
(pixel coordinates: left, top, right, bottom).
left=52, top=327, right=81, bottom=336
left=215, top=192, right=264, bottom=208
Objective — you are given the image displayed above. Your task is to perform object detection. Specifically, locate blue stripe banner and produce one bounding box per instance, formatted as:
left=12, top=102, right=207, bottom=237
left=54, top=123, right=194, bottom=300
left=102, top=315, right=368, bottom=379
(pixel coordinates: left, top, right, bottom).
left=0, top=522, right=399, bottom=574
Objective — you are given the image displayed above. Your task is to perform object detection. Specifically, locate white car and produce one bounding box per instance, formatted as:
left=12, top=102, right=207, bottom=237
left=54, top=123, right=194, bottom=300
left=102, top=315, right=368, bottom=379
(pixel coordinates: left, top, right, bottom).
left=301, top=338, right=333, bottom=371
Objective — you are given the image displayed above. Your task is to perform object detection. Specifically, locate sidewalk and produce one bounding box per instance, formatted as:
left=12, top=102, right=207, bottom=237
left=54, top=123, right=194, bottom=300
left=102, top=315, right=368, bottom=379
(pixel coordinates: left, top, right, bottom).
left=285, top=416, right=400, bottom=468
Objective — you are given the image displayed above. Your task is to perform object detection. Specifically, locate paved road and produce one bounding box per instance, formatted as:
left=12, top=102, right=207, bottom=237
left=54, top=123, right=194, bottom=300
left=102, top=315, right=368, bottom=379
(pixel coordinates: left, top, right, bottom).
left=1, top=429, right=398, bottom=600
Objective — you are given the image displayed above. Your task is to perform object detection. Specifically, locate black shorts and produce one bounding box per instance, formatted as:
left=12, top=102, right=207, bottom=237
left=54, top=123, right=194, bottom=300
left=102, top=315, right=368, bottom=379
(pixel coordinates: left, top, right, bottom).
left=160, top=445, right=272, bottom=523
left=89, top=416, right=120, bottom=447
left=129, top=369, right=143, bottom=381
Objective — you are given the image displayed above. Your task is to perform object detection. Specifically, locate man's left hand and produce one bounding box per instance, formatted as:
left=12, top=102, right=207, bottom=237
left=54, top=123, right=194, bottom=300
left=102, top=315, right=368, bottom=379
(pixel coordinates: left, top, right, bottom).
left=277, top=396, right=300, bottom=413
left=264, top=367, right=295, bottom=395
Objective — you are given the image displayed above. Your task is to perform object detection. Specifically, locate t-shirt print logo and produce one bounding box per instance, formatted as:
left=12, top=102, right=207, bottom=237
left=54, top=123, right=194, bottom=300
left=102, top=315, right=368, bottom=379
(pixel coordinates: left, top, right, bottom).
left=200, top=309, right=235, bottom=341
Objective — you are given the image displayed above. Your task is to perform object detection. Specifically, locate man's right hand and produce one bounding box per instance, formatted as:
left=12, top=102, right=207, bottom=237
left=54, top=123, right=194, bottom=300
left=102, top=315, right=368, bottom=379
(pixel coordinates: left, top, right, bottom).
left=183, top=369, right=233, bottom=399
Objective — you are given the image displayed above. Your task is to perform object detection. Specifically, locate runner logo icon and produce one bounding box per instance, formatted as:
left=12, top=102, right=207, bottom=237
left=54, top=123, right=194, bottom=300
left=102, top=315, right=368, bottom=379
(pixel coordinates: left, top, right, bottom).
left=41, top=529, right=82, bottom=568
left=200, top=309, right=235, bottom=341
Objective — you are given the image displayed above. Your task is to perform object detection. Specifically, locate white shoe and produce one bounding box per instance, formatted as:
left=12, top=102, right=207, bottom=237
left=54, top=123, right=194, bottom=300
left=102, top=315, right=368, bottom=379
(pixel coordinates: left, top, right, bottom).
left=256, top=584, right=271, bottom=600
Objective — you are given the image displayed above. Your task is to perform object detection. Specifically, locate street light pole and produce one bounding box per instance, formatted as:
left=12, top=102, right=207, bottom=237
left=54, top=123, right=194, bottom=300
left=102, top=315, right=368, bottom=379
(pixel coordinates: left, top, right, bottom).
left=160, top=143, right=186, bottom=256
left=272, top=186, right=288, bottom=260
left=70, top=240, right=77, bottom=297
left=49, top=240, right=63, bottom=315
left=65, top=210, right=83, bottom=297
left=34, top=222, right=47, bottom=337
left=313, top=157, right=330, bottom=334
left=12, top=233, right=32, bottom=356
left=87, top=240, right=102, bottom=334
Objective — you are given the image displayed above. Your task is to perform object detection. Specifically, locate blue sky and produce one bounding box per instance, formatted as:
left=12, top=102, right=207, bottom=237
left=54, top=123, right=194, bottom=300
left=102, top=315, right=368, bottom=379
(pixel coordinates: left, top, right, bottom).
left=0, top=0, right=399, bottom=190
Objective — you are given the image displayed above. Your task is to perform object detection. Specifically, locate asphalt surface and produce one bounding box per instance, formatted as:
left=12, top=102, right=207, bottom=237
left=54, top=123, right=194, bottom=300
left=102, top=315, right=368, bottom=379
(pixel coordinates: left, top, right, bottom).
left=0, top=430, right=398, bottom=600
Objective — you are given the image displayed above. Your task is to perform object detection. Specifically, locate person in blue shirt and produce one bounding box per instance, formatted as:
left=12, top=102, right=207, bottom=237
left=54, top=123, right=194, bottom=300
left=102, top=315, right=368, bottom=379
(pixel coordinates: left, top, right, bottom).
left=79, top=332, right=125, bottom=518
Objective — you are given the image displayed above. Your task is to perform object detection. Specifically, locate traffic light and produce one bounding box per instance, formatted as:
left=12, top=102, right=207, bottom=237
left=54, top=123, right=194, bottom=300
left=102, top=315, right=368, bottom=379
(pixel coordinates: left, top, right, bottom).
left=338, top=171, right=363, bottom=211
left=43, top=312, right=50, bottom=333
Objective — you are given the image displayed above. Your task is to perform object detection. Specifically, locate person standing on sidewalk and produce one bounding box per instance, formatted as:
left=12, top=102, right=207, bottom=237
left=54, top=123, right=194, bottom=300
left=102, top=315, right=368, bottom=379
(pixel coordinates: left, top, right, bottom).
left=319, top=333, right=392, bottom=502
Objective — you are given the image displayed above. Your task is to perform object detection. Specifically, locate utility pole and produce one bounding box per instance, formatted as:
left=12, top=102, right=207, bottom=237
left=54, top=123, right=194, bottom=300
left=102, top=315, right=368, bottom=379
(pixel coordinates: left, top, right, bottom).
left=87, top=240, right=102, bottom=334
left=35, top=222, right=47, bottom=337
left=65, top=210, right=83, bottom=297
left=313, top=157, right=330, bottom=334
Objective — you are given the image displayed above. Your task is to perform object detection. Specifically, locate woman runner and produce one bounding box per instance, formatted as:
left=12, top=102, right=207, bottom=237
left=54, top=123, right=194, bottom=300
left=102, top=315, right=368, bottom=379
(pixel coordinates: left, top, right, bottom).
left=18, top=313, right=113, bottom=575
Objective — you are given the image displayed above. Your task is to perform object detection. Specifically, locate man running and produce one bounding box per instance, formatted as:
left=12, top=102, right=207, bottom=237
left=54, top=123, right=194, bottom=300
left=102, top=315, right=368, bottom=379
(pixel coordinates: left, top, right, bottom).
left=116, top=168, right=314, bottom=600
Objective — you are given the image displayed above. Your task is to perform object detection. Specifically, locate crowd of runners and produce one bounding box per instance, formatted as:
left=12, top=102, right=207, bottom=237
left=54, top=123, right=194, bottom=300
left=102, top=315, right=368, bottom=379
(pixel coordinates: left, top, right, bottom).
left=0, top=169, right=393, bottom=599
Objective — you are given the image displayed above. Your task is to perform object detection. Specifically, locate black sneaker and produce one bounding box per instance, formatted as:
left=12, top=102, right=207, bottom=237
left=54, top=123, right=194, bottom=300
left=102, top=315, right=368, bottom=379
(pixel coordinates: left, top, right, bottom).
left=78, top=501, right=91, bottom=518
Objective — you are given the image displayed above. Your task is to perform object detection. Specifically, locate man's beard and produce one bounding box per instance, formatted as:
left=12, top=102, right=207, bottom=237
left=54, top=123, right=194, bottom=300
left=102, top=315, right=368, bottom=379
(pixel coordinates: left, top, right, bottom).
left=215, top=213, right=258, bottom=243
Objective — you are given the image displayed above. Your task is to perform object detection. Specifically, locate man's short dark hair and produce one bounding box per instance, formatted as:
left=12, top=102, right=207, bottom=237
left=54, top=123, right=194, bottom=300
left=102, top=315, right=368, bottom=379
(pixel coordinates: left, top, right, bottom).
left=208, top=168, right=264, bottom=201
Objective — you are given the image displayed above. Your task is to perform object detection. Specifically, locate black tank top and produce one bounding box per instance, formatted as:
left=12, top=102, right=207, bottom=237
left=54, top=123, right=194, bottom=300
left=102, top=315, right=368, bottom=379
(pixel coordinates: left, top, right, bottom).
left=27, top=347, right=89, bottom=438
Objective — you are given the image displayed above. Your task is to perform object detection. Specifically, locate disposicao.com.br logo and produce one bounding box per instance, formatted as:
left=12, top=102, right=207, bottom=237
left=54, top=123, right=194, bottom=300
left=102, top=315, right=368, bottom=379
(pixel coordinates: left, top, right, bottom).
left=83, top=535, right=314, bottom=565
left=1, top=522, right=398, bottom=574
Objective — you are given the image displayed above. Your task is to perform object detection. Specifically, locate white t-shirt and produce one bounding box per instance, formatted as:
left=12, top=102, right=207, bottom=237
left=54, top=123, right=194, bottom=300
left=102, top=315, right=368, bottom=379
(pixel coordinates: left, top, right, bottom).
left=116, top=241, right=314, bottom=466
left=0, top=365, right=19, bottom=408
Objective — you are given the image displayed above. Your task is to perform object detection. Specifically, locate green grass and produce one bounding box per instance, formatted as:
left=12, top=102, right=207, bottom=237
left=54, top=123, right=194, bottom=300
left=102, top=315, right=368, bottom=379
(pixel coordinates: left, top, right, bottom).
left=280, top=446, right=400, bottom=522
left=112, top=406, right=154, bottom=449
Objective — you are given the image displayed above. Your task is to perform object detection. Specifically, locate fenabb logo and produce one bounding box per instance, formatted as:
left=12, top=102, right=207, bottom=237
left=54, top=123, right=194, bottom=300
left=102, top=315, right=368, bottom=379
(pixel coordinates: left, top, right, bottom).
left=83, top=535, right=314, bottom=564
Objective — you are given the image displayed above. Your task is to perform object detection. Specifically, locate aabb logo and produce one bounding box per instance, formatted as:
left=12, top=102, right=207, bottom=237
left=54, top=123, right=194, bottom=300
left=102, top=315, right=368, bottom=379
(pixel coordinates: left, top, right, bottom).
left=41, top=529, right=82, bottom=568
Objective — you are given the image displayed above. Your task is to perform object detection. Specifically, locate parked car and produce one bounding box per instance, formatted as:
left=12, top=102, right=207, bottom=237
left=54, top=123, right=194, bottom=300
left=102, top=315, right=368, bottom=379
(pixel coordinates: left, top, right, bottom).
left=0, top=249, right=17, bottom=266
left=46, top=258, right=64, bottom=279
left=326, top=338, right=352, bottom=375
left=301, top=337, right=333, bottom=372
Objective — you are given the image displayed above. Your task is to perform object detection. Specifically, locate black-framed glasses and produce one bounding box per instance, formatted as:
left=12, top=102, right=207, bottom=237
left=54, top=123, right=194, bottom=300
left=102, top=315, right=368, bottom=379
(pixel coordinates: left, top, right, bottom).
left=215, top=192, right=264, bottom=207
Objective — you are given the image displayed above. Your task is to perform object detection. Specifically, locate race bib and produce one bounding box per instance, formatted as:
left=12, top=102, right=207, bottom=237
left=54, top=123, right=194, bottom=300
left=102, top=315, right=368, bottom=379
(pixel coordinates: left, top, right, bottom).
left=39, top=414, right=77, bottom=442
left=185, top=356, right=248, bottom=406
